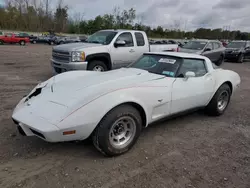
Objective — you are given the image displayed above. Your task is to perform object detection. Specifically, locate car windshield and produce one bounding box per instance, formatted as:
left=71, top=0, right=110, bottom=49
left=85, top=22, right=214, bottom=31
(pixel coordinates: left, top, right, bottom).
left=226, top=42, right=246, bottom=48
left=182, top=41, right=207, bottom=50
left=128, top=54, right=181, bottom=77
left=86, top=31, right=117, bottom=45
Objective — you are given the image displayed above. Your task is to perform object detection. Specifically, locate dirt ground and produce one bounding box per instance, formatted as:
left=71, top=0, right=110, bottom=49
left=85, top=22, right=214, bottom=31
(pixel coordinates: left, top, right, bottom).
left=0, top=44, right=250, bottom=188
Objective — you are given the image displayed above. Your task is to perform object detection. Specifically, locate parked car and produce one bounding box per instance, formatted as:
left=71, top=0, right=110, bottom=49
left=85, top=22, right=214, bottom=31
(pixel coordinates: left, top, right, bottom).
left=33, top=35, right=57, bottom=45
left=17, top=32, right=38, bottom=44
left=12, top=52, right=241, bottom=156
left=224, top=40, right=250, bottom=63
left=55, top=36, right=81, bottom=45
left=179, top=40, right=225, bottom=66
left=0, top=33, right=30, bottom=45
left=51, top=29, right=179, bottom=74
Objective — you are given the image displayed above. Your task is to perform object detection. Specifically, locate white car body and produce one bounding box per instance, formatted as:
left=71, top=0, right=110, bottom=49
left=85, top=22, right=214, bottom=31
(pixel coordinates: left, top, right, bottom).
left=12, top=52, right=241, bottom=143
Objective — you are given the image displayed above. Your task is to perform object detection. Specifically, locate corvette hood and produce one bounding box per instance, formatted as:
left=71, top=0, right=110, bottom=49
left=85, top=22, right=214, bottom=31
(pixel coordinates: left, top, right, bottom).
left=13, top=68, right=172, bottom=124
left=48, top=68, right=168, bottom=104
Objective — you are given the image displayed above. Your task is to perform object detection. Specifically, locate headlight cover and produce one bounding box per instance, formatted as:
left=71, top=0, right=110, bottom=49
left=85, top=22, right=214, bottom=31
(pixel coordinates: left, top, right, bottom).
left=71, top=51, right=85, bottom=62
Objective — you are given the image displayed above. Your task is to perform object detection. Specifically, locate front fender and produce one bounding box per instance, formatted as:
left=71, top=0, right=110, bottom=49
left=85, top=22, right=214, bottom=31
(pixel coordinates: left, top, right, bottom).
left=57, top=87, right=163, bottom=139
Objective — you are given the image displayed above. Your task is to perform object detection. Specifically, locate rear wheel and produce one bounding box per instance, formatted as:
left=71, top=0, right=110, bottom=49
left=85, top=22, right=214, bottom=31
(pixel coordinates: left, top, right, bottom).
left=205, top=84, right=231, bottom=116
left=0, top=40, right=4, bottom=45
left=32, top=40, right=37, bottom=44
left=92, top=105, right=142, bottom=156
left=87, top=60, right=108, bottom=72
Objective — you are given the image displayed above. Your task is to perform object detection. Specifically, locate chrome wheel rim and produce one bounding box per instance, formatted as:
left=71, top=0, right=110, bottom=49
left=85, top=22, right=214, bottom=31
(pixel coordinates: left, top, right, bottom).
left=217, top=91, right=229, bottom=111
left=109, top=116, right=136, bottom=149
left=93, top=65, right=104, bottom=72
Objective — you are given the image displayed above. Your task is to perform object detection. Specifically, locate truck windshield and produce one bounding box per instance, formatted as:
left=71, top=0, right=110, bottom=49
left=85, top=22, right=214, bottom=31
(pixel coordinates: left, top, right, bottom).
left=86, top=31, right=117, bottom=45
left=182, top=41, right=207, bottom=50
left=128, top=54, right=181, bottom=77
left=226, top=42, right=246, bottom=48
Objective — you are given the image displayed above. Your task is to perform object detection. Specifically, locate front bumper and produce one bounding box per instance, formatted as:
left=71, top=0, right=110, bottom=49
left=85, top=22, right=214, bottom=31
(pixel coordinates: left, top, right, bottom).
left=225, top=53, right=240, bottom=60
left=51, top=59, right=88, bottom=74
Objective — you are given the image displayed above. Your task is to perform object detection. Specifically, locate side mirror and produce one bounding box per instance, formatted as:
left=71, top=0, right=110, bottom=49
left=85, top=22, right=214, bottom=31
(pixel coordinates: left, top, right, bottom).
left=204, top=48, right=211, bottom=52
left=184, top=71, right=195, bottom=80
left=114, top=40, right=126, bottom=48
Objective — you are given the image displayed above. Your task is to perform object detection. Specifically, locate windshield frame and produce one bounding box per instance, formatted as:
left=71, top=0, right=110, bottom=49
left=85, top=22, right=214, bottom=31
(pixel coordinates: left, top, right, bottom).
left=86, top=30, right=118, bottom=45
left=128, top=53, right=183, bottom=77
left=181, top=40, right=208, bottom=50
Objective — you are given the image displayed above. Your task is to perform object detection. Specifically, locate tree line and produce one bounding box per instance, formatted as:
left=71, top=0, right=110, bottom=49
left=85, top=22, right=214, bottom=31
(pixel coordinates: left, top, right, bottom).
left=0, top=0, right=249, bottom=40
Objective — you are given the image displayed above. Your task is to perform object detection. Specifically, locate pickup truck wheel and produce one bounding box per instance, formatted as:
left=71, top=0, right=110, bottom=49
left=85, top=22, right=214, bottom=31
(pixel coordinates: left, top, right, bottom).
left=19, top=40, right=25, bottom=46
left=205, top=84, right=231, bottom=116
left=92, top=105, right=142, bottom=157
left=237, top=53, right=244, bottom=63
left=88, top=60, right=108, bottom=72
left=0, top=40, right=3, bottom=45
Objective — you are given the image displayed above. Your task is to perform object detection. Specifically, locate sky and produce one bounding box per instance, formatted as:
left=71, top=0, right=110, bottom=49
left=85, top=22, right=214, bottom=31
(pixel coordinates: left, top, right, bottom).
left=1, top=0, right=250, bottom=32
left=62, top=0, right=250, bottom=32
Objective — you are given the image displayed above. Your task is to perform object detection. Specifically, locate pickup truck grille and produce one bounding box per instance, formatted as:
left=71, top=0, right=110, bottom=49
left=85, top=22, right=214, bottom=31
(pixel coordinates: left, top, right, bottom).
left=52, top=50, right=70, bottom=63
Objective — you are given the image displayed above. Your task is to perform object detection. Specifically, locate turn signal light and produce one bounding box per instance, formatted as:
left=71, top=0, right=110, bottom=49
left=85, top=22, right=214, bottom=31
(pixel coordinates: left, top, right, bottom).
left=63, top=130, right=76, bottom=135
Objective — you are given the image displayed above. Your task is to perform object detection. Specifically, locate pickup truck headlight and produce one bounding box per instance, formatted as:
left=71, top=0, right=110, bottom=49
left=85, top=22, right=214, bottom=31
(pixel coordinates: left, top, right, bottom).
left=71, top=51, right=85, bottom=62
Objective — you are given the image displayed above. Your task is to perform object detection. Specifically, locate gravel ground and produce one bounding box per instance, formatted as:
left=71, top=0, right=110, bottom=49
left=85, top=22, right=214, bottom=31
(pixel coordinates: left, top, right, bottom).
left=0, top=44, right=250, bottom=188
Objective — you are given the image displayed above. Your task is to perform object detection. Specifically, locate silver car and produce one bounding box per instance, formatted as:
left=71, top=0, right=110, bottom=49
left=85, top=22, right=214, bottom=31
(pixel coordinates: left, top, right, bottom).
left=179, top=40, right=225, bottom=66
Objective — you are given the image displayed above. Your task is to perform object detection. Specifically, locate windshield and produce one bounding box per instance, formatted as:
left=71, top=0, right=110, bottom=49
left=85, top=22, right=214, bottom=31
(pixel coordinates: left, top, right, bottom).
left=128, top=54, right=181, bottom=77
left=226, top=42, right=246, bottom=48
left=86, top=31, right=117, bottom=45
left=182, top=41, right=207, bottom=50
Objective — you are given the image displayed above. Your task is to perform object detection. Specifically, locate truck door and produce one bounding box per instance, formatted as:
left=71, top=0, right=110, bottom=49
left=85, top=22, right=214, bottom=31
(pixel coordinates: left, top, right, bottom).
left=110, top=32, right=136, bottom=69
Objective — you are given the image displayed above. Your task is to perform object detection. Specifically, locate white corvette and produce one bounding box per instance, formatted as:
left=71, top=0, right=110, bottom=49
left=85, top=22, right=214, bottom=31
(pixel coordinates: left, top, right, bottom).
left=12, top=52, right=241, bottom=156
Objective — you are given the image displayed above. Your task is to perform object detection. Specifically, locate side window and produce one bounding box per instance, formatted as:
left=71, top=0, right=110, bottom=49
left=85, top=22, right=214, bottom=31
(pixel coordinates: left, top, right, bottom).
left=116, top=32, right=134, bottom=47
left=213, top=42, right=220, bottom=49
left=206, top=42, right=213, bottom=50
left=177, top=59, right=207, bottom=77
left=135, top=32, right=145, bottom=46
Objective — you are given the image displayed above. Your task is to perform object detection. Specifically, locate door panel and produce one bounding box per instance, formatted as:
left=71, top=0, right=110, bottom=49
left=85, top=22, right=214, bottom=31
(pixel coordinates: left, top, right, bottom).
left=171, top=58, right=215, bottom=114
left=110, top=32, right=135, bottom=69
left=202, top=42, right=215, bottom=61
left=171, top=75, right=214, bottom=114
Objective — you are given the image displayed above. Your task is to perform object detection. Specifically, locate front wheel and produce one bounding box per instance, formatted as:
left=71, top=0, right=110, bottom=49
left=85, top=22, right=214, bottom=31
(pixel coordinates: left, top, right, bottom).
left=87, top=60, right=108, bottom=72
left=205, top=84, right=231, bottom=116
left=237, top=53, right=244, bottom=63
left=215, top=55, right=224, bottom=66
left=19, top=40, right=25, bottom=46
left=92, top=105, right=142, bottom=156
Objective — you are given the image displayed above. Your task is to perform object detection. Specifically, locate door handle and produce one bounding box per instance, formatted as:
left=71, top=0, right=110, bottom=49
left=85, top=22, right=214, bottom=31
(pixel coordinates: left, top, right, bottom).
left=129, top=49, right=135, bottom=53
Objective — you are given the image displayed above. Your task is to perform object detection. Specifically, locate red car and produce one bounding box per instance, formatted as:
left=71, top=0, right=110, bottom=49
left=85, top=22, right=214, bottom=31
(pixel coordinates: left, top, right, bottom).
left=0, top=33, right=30, bottom=45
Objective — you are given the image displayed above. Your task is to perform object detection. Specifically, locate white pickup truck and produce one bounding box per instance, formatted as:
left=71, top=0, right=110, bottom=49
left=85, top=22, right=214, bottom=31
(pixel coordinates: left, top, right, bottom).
left=51, top=29, right=179, bottom=74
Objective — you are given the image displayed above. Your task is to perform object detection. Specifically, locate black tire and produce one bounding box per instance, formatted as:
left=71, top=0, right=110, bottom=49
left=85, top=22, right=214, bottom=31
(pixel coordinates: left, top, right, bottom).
left=50, top=41, right=54, bottom=45
left=87, top=60, right=108, bottom=71
left=19, top=40, right=25, bottom=46
left=205, top=83, right=231, bottom=116
left=215, top=55, right=224, bottom=66
left=237, top=53, right=244, bottom=63
left=92, top=105, right=142, bottom=156
left=0, top=40, right=4, bottom=45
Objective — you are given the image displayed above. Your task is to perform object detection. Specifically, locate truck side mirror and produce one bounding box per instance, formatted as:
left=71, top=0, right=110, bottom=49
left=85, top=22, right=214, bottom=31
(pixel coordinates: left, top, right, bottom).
left=114, top=40, right=126, bottom=48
